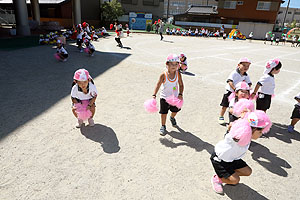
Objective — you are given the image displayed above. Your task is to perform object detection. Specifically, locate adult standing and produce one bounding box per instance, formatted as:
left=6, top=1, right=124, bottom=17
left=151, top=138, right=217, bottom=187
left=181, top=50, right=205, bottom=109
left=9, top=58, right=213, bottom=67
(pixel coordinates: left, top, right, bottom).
left=159, top=21, right=164, bottom=41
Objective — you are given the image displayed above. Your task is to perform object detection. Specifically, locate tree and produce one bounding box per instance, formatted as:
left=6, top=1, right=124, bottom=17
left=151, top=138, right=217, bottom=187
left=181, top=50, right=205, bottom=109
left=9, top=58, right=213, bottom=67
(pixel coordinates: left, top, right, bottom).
left=291, top=20, right=297, bottom=28
left=101, top=0, right=124, bottom=22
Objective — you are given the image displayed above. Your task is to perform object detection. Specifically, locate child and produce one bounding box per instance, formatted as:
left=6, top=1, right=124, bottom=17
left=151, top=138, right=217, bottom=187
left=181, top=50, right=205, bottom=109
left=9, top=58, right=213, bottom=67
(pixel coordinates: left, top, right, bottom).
left=114, top=22, right=123, bottom=48
left=275, top=37, right=280, bottom=45
left=76, top=28, right=84, bottom=52
left=270, top=34, right=274, bottom=45
left=288, top=93, right=300, bottom=133
left=211, top=110, right=271, bottom=194
left=126, top=24, right=130, bottom=37
left=71, top=69, right=98, bottom=128
left=251, top=58, right=281, bottom=112
left=223, top=32, right=227, bottom=40
left=219, top=58, right=252, bottom=124
left=84, top=38, right=95, bottom=56
left=152, top=54, right=184, bottom=136
left=281, top=33, right=287, bottom=45
left=91, top=31, right=99, bottom=41
left=228, top=82, right=251, bottom=130
left=264, top=32, right=269, bottom=44
left=56, top=39, right=68, bottom=62
left=179, top=53, right=188, bottom=73
left=249, top=32, right=253, bottom=42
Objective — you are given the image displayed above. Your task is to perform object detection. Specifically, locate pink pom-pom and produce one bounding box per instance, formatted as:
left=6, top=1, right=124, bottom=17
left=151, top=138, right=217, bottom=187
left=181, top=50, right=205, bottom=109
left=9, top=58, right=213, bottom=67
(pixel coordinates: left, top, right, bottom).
left=233, top=99, right=254, bottom=118
left=144, top=99, right=158, bottom=113
left=229, top=119, right=252, bottom=146
left=74, top=100, right=92, bottom=121
left=54, top=53, right=61, bottom=61
left=272, top=94, right=275, bottom=98
left=166, top=95, right=184, bottom=109
left=84, top=48, right=89, bottom=53
left=228, top=92, right=236, bottom=102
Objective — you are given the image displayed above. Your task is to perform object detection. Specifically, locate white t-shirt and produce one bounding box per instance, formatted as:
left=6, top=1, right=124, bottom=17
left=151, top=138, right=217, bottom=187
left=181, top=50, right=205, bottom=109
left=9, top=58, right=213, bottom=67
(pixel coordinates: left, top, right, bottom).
left=160, top=71, right=179, bottom=99
left=88, top=43, right=95, bottom=50
left=225, top=69, right=252, bottom=92
left=214, top=133, right=250, bottom=162
left=71, top=82, right=98, bottom=100
left=57, top=46, right=68, bottom=54
left=258, top=74, right=275, bottom=95
left=77, top=31, right=84, bottom=39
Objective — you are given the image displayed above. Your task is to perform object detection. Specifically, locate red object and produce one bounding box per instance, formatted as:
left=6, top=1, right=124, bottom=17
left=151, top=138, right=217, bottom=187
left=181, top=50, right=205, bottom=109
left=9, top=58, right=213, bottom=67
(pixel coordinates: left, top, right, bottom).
left=101, top=32, right=104, bottom=36
left=154, top=21, right=157, bottom=25
left=82, top=22, right=87, bottom=28
left=110, top=24, right=113, bottom=30
left=158, top=19, right=161, bottom=23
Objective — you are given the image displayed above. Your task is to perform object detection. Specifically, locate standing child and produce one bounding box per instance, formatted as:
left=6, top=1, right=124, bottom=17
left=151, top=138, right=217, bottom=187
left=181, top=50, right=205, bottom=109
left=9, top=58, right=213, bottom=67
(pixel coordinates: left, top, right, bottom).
left=55, top=39, right=68, bottom=62
left=126, top=24, right=130, bottom=37
left=71, top=69, right=98, bottom=128
left=152, top=54, right=184, bottom=136
left=76, top=28, right=84, bottom=52
left=218, top=58, right=252, bottom=124
left=114, top=22, right=123, bottom=48
left=251, top=58, right=281, bottom=112
left=223, top=32, right=227, bottom=40
left=288, top=92, right=300, bottom=133
left=248, top=32, right=253, bottom=42
left=179, top=53, right=188, bottom=73
left=211, top=110, right=271, bottom=194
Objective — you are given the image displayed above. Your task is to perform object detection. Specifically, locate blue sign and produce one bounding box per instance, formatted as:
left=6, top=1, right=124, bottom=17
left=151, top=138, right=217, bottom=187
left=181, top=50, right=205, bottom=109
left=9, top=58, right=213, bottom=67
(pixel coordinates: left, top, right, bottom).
left=129, top=12, right=152, bottom=30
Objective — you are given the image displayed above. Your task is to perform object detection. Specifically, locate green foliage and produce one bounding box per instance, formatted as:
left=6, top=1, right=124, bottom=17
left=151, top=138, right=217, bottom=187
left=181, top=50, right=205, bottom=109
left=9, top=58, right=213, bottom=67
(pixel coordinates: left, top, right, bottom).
left=102, top=0, right=124, bottom=22
left=291, top=20, right=297, bottom=28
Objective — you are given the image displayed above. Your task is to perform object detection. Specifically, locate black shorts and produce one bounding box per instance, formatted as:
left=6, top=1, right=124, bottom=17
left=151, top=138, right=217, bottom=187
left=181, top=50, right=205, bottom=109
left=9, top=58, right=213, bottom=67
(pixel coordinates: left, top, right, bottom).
left=220, top=91, right=232, bottom=107
left=291, top=105, right=300, bottom=119
left=256, top=93, right=272, bottom=111
left=210, top=152, right=248, bottom=179
left=229, top=113, right=239, bottom=123
left=77, top=39, right=83, bottom=45
left=61, top=53, right=68, bottom=58
left=159, top=98, right=180, bottom=114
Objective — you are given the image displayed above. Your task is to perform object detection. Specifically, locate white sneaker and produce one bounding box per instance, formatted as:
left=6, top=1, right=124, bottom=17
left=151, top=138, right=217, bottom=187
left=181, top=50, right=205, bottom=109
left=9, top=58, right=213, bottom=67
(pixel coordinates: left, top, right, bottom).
left=76, top=119, right=83, bottom=128
left=80, top=49, right=83, bottom=53
left=63, top=58, right=67, bottom=62
left=88, top=118, right=95, bottom=127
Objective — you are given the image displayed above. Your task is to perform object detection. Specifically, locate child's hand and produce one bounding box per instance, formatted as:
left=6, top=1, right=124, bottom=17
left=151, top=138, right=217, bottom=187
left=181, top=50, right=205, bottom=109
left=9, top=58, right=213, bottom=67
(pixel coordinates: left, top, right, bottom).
left=178, top=95, right=183, bottom=100
left=87, top=105, right=92, bottom=110
left=250, top=93, right=256, bottom=99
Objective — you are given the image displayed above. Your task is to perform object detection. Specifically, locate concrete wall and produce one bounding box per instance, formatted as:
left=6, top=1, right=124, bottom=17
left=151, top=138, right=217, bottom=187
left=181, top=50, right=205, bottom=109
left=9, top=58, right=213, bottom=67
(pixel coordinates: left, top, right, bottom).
left=238, top=21, right=274, bottom=39
left=276, top=7, right=300, bottom=25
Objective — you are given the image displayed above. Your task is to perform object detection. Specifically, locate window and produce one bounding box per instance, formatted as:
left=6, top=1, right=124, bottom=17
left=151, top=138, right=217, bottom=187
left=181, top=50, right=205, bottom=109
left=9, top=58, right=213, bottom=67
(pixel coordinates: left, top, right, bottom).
left=295, top=12, right=300, bottom=15
left=288, top=12, right=292, bottom=14
left=143, top=0, right=154, bottom=6
left=237, top=1, right=243, bottom=5
left=121, top=0, right=132, bottom=4
left=257, top=1, right=271, bottom=11
left=224, top=1, right=237, bottom=9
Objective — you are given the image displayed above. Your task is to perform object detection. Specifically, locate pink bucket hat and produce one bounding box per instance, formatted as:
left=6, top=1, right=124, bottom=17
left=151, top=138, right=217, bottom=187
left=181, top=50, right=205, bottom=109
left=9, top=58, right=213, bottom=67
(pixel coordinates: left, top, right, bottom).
left=179, top=53, right=186, bottom=58
left=247, top=110, right=272, bottom=133
left=235, top=81, right=250, bottom=91
left=264, top=58, right=280, bottom=74
left=166, top=54, right=180, bottom=63
left=239, top=57, right=251, bottom=64
left=73, top=68, right=90, bottom=81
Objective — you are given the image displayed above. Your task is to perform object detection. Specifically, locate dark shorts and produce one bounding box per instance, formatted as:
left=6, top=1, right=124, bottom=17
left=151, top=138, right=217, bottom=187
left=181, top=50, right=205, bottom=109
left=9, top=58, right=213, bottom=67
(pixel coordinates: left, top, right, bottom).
left=77, top=39, right=83, bottom=45
left=229, top=113, right=239, bottom=123
left=256, top=92, right=272, bottom=111
left=210, top=152, right=248, bottom=179
left=159, top=98, right=180, bottom=114
left=220, top=91, right=232, bottom=107
left=89, top=48, right=95, bottom=53
left=61, top=53, right=68, bottom=58
left=291, top=105, right=300, bottom=119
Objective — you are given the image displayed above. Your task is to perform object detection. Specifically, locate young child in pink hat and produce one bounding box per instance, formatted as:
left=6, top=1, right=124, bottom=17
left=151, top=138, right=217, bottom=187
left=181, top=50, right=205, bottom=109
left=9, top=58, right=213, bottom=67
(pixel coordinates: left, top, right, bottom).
left=71, top=69, right=98, bottom=128
left=179, top=53, right=188, bottom=74
left=288, top=92, right=300, bottom=133
left=152, top=54, right=184, bottom=135
left=219, top=57, right=252, bottom=125
left=211, top=110, right=271, bottom=195
left=251, top=58, right=282, bottom=112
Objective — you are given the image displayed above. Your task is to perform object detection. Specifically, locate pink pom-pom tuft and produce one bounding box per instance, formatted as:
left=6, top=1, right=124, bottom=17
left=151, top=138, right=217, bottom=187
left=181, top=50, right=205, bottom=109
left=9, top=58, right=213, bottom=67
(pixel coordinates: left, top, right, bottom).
left=229, top=119, right=252, bottom=146
left=144, top=99, right=158, bottom=113
left=233, top=99, right=254, bottom=118
left=228, top=92, right=236, bottom=102
left=54, top=53, right=61, bottom=61
left=166, top=95, right=184, bottom=109
left=74, top=100, right=92, bottom=121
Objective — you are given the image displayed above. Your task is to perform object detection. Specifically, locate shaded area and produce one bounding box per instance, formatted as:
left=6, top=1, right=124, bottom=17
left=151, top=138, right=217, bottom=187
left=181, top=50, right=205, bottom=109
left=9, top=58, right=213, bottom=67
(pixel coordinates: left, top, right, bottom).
left=0, top=35, right=40, bottom=50
left=181, top=71, right=195, bottom=76
left=162, top=40, right=174, bottom=43
left=0, top=44, right=130, bottom=140
left=159, top=126, right=214, bottom=154
left=263, top=122, right=300, bottom=143
left=80, top=124, right=120, bottom=154
left=249, top=141, right=291, bottom=177
left=223, top=183, right=268, bottom=200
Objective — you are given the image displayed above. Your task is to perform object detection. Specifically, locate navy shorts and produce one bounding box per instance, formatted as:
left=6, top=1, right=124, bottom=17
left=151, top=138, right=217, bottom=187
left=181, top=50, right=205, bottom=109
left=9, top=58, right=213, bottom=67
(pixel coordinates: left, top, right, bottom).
left=220, top=91, right=232, bottom=107
left=210, top=152, right=248, bottom=179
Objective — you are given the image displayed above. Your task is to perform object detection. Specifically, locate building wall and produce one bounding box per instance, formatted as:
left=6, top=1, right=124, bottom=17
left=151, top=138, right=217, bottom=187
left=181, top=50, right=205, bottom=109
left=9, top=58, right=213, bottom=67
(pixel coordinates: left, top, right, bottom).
left=217, top=0, right=281, bottom=24
left=120, top=0, right=164, bottom=19
left=276, top=7, right=300, bottom=25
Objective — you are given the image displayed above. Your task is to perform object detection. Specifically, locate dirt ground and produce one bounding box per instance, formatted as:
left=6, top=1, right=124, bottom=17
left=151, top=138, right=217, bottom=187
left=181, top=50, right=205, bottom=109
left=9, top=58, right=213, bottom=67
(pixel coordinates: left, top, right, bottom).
left=1, top=33, right=300, bottom=200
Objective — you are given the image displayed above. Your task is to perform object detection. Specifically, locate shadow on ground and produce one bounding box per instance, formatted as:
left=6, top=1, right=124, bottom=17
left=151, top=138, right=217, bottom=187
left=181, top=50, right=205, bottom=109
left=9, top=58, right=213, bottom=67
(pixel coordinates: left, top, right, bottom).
left=80, top=124, right=120, bottom=154
left=0, top=43, right=131, bottom=140
left=249, top=141, right=291, bottom=177
left=159, top=126, right=214, bottom=154
left=264, top=122, right=300, bottom=143
left=223, top=183, right=268, bottom=200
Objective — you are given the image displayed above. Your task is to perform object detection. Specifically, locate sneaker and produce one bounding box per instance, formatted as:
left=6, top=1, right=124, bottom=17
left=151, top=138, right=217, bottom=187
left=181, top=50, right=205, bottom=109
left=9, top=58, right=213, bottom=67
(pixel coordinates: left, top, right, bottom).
left=63, top=58, right=67, bottom=62
left=218, top=117, right=225, bottom=124
left=211, top=175, right=224, bottom=195
left=76, top=119, right=83, bottom=128
left=170, top=117, right=177, bottom=127
left=88, top=118, right=95, bottom=127
left=160, top=125, right=167, bottom=136
left=288, top=125, right=294, bottom=133
left=80, top=49, right=83, bottom=53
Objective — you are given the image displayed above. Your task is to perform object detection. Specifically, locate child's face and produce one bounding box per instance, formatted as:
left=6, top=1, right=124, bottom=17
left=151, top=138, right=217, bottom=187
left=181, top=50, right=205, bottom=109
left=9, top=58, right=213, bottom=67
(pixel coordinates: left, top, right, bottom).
left=238, top=62, right=250, bottom=73
left=272, top=68, right=281, bottom=74
left=77, top=80, right=89, bottom=89
left=252, top=128, right=263, bottom=140
left=237, top=90, right=250, bottom=99
left=166, top=62, right=179, bottom=72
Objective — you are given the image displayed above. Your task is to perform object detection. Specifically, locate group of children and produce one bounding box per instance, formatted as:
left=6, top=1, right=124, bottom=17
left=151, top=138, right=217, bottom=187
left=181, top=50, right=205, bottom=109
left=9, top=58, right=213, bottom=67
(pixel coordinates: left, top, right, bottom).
left=165, top=27, right=226, bottom=39
left=264, top=32, right=300, bottom=47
